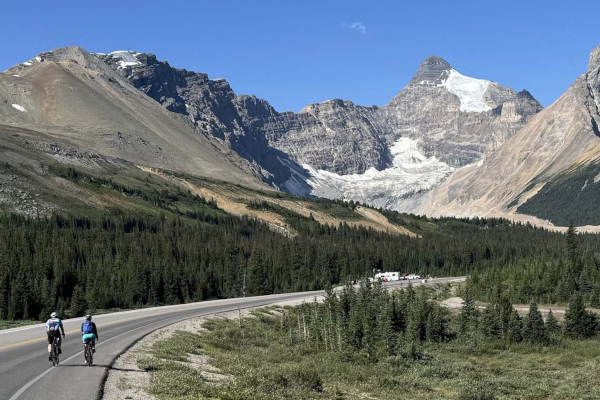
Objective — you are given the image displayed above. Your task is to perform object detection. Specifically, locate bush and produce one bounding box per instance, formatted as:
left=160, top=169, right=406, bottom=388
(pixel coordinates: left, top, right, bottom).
left=458, top=381, right=498, bottom=400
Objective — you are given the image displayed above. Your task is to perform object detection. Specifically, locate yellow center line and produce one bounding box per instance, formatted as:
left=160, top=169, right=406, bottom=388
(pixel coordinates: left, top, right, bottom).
left=0, top=308, right=195, bottom=352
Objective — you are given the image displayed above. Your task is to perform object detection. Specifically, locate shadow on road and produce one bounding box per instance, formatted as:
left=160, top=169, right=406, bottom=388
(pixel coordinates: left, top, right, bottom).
left=55, top=363, right=142, bottom=373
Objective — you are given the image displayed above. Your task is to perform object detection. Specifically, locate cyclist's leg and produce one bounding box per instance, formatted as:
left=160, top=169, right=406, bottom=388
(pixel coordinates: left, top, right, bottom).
left=82, top=334, right=91, bottom=362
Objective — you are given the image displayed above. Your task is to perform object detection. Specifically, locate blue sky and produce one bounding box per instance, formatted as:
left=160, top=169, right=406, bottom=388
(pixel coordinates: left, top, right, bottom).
left=1, top=0, right=599, bottom=112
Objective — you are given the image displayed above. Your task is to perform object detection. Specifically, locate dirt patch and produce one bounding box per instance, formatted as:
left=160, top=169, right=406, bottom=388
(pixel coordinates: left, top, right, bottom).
left=138, top=166, right=416, bottom=237
left=355, top=206, right=417, bottom=236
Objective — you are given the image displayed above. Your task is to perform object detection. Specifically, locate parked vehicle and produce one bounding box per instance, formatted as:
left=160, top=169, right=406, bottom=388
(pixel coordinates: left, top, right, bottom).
left=372, top=272, right=401, bottom=282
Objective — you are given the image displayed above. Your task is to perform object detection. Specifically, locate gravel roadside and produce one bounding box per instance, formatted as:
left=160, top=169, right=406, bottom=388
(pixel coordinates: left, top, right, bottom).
left=101, top=297, right=318, bottom=400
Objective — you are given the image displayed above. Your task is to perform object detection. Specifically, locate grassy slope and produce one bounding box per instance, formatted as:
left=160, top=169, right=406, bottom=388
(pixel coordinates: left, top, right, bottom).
left=139, top=307, right=600, bottom=400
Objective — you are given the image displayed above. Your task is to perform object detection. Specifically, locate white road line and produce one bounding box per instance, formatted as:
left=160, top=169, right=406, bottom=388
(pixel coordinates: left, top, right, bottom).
left=8, top=313, right=192, bottom=400
left=7, top=299, right=308, bottom=400
left=6, top=278, right=465, bottom=399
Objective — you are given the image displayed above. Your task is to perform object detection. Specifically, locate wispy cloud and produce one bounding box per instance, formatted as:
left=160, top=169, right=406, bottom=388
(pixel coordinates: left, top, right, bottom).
left=340, top=21, right=367, bottom=34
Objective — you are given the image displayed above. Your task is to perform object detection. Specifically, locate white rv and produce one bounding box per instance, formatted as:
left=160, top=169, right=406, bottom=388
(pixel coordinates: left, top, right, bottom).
left=373, top=272, right=400, bottom=282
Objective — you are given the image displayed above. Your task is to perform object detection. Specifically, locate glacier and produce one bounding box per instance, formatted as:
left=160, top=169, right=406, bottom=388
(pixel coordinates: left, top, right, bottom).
left=293, top=137, right=454, bottom=212
left=441, top=69, right=491, bottom=112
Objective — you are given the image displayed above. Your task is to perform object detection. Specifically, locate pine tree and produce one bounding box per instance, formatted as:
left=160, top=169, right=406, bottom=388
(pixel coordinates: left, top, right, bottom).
left=458, top=286, right=478, bottom=337
left=545, top=309, right=559, bottom=336
left=506, top=309, right=523, bottom=343
left=480, top=304, right=500, bottom=338
left=563, top=293, right=598, bottom=339
left=70, top=285, right=87, bottom=317
left=522, top=302, right=548, bottom=345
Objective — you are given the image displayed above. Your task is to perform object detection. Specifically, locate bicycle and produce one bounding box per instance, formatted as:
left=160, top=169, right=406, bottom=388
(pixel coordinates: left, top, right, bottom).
left=50, top=336, right=60, bottom=367
left=84, top=340, right=95, bottom=366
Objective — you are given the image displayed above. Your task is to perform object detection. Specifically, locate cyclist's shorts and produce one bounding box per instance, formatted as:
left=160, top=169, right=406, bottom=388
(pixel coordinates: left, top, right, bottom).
left=47, top=330, right=61, bottom=344
left=82, top=333, right=97, bottom=344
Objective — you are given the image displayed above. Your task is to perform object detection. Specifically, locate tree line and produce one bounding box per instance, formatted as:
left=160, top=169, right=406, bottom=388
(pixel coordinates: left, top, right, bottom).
left=467, top=223, right=600, bottom=307
left=1, top=196, right=600, bottom=322
left=282, top=281, right=598, bottom=364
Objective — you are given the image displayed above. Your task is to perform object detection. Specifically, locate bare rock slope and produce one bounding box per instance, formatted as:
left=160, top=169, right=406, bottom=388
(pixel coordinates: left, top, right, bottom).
left=420, top=45, right=600, bottom=224
left=1, top=47, right=265, bottom=190
left=99, top=51, right=541, bottom=211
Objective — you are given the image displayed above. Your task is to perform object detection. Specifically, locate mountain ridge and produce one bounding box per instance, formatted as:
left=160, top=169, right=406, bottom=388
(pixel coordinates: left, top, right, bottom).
left=419, top=44, right=600, bottom=227
left=1, top=45, right=550, bottom=221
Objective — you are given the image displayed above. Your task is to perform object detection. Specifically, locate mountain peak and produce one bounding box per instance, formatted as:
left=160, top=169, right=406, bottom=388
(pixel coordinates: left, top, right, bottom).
left=409, top=55, right=451, bottom=85
left=422, top=55, right=451, bottom=68
left=589, top=45, right=600, bottom=72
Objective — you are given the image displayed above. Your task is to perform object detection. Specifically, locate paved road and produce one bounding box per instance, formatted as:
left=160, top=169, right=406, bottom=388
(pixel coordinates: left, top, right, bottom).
left=0, top=277, right=464, bottom=400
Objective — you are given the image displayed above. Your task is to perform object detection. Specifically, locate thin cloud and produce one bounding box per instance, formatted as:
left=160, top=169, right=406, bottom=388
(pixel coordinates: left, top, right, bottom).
left=340, top=21, right=367, bottom=34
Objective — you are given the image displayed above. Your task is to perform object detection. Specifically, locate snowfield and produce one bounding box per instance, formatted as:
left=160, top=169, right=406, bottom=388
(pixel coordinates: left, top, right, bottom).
left=11, top=104, right=27, bottom=112
left=440, top=69, right=491, bottom=112
left=108, top=51, right=142, bottom=70
left=287, top=138, right=454, bottom=211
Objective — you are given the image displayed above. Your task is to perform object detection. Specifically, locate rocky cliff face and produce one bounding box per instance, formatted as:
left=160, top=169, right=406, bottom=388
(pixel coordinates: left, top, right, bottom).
left=97, top=50, right=542, bottom=211
left=382, top=57, right=542, bottom=167
left=95, top=51, right=303, bottom=190
left=260, top=56, right=541, bottom=210
left=419, top=45, right=600, bottom=223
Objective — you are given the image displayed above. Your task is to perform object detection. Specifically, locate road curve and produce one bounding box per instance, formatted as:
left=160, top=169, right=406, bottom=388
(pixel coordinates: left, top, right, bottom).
left=0, top=277, right=464, bottom=400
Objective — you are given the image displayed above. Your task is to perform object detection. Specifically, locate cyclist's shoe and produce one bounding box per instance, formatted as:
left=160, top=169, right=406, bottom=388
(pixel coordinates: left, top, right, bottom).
left=58, top=348, right=62, bottom=355
left=92, top=348, right=96, bottom=354
left=48, top=355, right=52, bottom=362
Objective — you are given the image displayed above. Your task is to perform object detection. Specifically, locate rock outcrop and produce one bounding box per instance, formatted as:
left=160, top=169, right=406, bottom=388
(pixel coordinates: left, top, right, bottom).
left=419, top=45, right=600, bottom=222
left=98, top=50, right=542, bottom=210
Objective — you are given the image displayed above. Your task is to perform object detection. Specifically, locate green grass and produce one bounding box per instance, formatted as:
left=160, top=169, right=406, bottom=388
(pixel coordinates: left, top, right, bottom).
left=141, top=308, right=600, bottom=400
left=0, top=319, right=39, bottom=330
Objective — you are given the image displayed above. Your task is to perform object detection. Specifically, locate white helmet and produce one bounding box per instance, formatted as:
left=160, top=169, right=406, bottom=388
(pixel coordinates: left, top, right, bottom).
left=51, top=312, right=58, bottom=318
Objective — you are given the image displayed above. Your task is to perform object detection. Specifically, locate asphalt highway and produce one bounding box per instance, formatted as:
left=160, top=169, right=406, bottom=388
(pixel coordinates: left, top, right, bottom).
left=0, top=277, right=464, bottom=400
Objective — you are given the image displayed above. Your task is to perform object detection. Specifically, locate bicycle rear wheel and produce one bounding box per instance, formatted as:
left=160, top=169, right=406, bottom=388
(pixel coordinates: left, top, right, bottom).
left=52, top=341, right=58, bottom=367
left=87, top=345, right=93, bottom=366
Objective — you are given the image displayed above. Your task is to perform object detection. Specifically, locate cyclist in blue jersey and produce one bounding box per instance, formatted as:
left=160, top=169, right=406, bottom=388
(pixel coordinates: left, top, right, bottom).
left=81, top=314, right=99, bottom=363
left=46, top=312, right=65, bottom=361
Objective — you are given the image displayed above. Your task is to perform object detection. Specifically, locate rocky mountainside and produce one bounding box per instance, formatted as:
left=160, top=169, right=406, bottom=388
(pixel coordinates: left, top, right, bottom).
left=0, top=47, right=266, bottom=188
left=94, top=51, right=304, bottom=191
left=98, top=50, right=541, bottom=211
left=419, top=45, right=600, bottom=226
left=0, top=47, right=277, bottom=216
left=261, top=56, right=540, bottom=210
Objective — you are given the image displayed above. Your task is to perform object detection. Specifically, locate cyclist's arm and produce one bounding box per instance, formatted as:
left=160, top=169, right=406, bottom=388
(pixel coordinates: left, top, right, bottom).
left=59, top=321, right=65, bottom=336
left=93, top=323, right=99, bottom=340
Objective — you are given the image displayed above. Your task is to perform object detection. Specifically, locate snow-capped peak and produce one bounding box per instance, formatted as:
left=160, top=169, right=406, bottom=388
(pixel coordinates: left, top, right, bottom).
left=440, top=69, right=491, bottom=113
left=107, top=51, right=142, bottom=70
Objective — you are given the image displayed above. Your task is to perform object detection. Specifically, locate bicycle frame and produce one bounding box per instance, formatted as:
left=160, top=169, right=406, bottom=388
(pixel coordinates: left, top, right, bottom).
left=84, top=340, right=94, bottom=366
left=51, top=336, right=60, bottom=367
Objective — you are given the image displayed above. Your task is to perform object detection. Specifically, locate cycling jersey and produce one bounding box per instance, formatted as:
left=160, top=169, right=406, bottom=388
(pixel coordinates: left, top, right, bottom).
left=81, top=321, right=98, bottom=339
left=46, top=317, right=63, bottom=333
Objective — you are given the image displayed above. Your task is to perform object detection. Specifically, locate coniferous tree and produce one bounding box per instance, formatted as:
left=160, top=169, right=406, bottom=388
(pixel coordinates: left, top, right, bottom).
left=563, top=293, right=598, bottom=339
left=458, top=287, right=478, bottom=337
left=522, top=303, right=548, bottom=345
left=506, top=309, right=523, bottom=343
left=545, top=309, right=560, bottom=336
left=480, top=304, right=500, bottom=339
left=70, top=285, right=87, bottom=317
